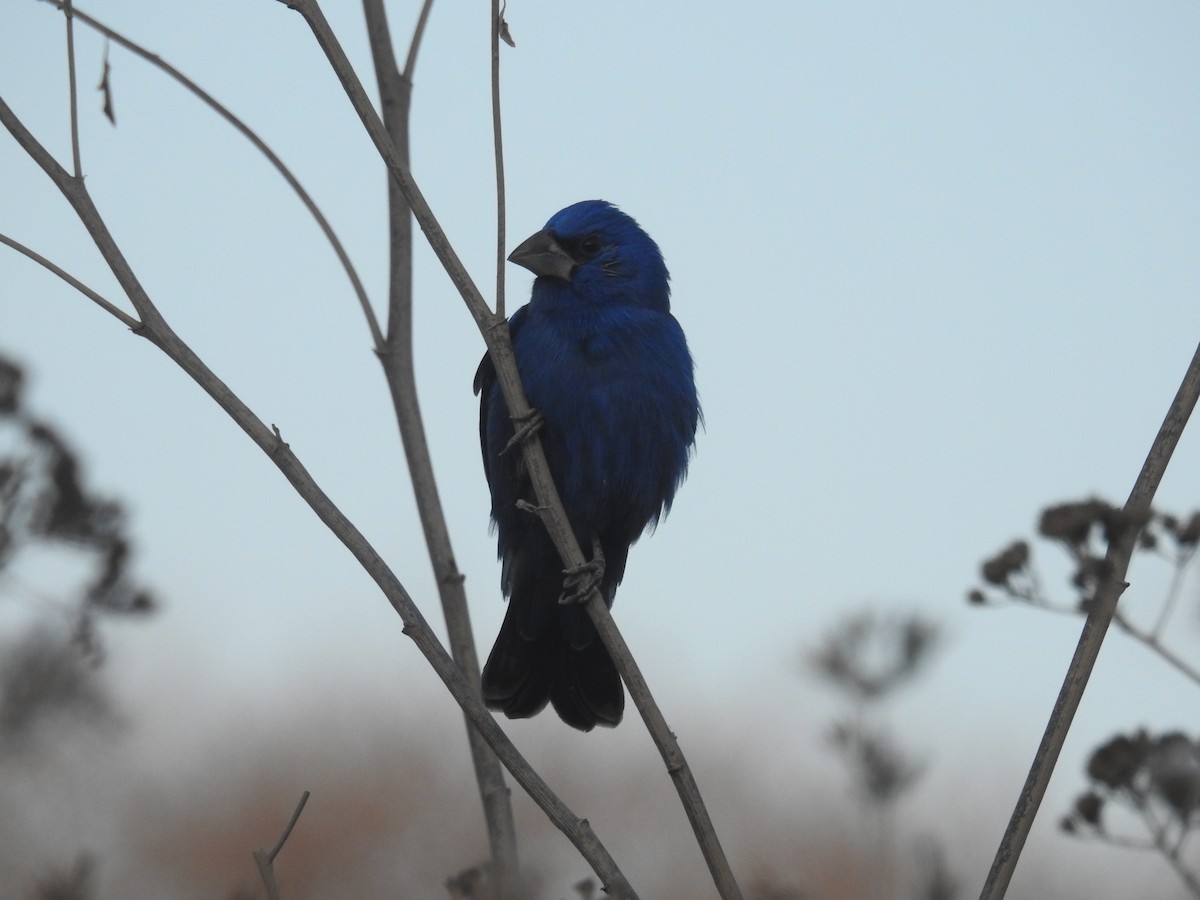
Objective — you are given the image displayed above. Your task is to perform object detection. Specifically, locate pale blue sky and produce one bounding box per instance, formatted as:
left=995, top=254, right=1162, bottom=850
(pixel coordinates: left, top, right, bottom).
left=3, top=2, right=1200, bottom=897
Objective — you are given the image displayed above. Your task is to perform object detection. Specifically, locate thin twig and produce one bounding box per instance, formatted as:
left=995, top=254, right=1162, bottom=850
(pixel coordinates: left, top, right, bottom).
left=1086, top=832, right=1157, bottom=853
left=1160, top=846, right=1200, bottom=899
left=2, top=87, right=634, bottom=900
left=40, top=0, right=384, bottom=349
left=275, top=0, right=491, bottom=332
left=0, top=97, right=166, bottom=333
left=980, top=340, right=1200, bottom=899
left=1150, top=546, right=1194, bottom=639
left=993, top=581, right=1200, bottom=685
left=62, top=0, right=82, bottom=177
left=1148, top=812, right=1200, bottom=898
left=400, top=0, right=433, bottom=81
left=252, top=790, right=310, bottom=900
left=491, top=0, right=506, bottom=320
left=361, top=0, right=520, bottom=878
left=253, top=855, right=280, bottom=900
left=0, top=231, right=138, bottom=327
left=1112, top=611, right=1200, bottom=687
left=276, top=3, right=743, bottom=896
left=269, top=790, right=311, bottom=860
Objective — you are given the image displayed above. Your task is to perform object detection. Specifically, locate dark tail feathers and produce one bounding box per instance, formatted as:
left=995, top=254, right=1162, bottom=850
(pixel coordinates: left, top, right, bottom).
left=481, top=602, right=623, bottom=731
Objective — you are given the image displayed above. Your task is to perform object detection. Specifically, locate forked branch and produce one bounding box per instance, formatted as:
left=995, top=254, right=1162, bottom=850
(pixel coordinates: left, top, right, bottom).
left=252, top=790, right=311, bottom=900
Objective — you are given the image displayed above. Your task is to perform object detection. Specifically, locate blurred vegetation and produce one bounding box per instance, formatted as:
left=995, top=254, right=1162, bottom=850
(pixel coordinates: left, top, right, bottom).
left=754, top=607, right=960, bottom=900
left=1, top=354, right=155, bottom=899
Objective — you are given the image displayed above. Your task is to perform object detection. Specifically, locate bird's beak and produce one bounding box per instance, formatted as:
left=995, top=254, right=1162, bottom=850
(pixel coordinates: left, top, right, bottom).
left=508, top=229, right=575, bottom=281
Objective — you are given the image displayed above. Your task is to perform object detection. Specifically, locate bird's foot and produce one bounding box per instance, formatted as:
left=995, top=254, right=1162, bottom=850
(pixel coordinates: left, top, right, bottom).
left=501, top=407, right=544, bottom=456
left=560, top=538, right=606, bottom=605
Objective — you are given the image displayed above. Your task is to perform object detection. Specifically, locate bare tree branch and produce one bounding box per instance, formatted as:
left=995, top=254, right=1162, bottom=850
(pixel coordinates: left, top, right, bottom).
left=1149, top=544, right=1195, bottom=639
left=1153, top=826, right=1200, bottom=899
left=280, top=0, right=741, bottom=893
left=274, top=3, right=744, bottom=897
left=980, top=340, right=1200, bottom=899
left=0, top=97, right=166, bottom=332
left=491, top=0, right=507, bottom=320
left=252, top=790, right=311, bottom=900
left=62, top=0, right=82, bottom=177
left=1112, top=611, right=1200, bottom=688
left=42, top=0, right=384, bottom=349
left=400, top=0, right=433, bottom=81
left=0, top=231, right=138, bottom=327
left=1, top=87, right=638, bottom=898
left=360, top=0, right=520, bottom=879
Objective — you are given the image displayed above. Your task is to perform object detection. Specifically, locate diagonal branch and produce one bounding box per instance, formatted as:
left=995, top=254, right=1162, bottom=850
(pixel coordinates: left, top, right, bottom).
left=0, top=231, right=138, bottom=328
left=1, top=89, right=637, bottom=900
left=274, top=3, right=744, bottom=898
left=980, top=340, right=1200, bottom=899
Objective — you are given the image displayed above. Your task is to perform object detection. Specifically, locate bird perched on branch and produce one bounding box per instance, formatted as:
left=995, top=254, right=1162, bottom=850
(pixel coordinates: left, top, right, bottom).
left=475, top=200, right=700, bottom=731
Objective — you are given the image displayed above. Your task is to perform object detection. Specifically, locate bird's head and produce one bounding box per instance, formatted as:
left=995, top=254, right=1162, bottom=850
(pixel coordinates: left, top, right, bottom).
left=508, top=200, right=670, bottom=311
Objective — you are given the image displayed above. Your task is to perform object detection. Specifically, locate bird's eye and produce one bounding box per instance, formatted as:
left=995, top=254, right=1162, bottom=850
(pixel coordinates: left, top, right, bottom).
left=579, top=235, right=602, bottom=258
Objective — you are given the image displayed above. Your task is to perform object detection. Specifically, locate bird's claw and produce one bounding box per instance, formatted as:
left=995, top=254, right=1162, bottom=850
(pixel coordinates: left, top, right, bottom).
left=501, top=407, right=544, bottom=456
left=559, top=538, right=605, bottom=605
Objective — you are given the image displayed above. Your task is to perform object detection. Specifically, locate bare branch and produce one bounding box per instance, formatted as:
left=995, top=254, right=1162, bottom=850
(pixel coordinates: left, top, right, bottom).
left=62, top=0, right=82, bottom=177
left=274, top=0, right=493, bottom=331
left=981, top=340, right=1200, bottom=899
left=40, top=0, right=384, bottom=349
left=974, top=530, right=1200, bottom=687
left=252, top=790, right=310, bottom=900
left=491, top=0, right=506, bottom=320
left=275, top=3, right=743, bottom=896
left=1155, top=829, right=1200, bottom=899
left=0, top=231, right=138, bottom=328
left=1112, top=611, right=1200, bottom=688
left=1150, top=545, right=1195, bottom=639
left=269, top=790, right=310, bottom=861
left=400, top=0, right=433, bottom=82
left=4, top=77, right=636, bottom=900
left=0, top=93, right=165, bottom=332
left=361, top=0, right=520, bottom=878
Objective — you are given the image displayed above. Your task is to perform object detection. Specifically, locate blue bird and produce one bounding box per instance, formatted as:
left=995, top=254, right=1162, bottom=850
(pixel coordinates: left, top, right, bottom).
left=475, top=200, right=700, bottom=731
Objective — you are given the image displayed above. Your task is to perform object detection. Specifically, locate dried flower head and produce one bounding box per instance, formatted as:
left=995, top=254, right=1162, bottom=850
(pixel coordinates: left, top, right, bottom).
left=980, top=540, right=1029, bottom=587
left=0, top=358, right=22, bottom=416
left=1086, top=731, right=1152, bottom=791
left=808, top=611, right=940, bottom=701
left=1148, top=732, right=1200, bottom=819
left=1039, top=500, right=1110, bottom=548
left=1176, top=512, right=1200, bottom=547
left=1074, top=791, right=1104, bottom=828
